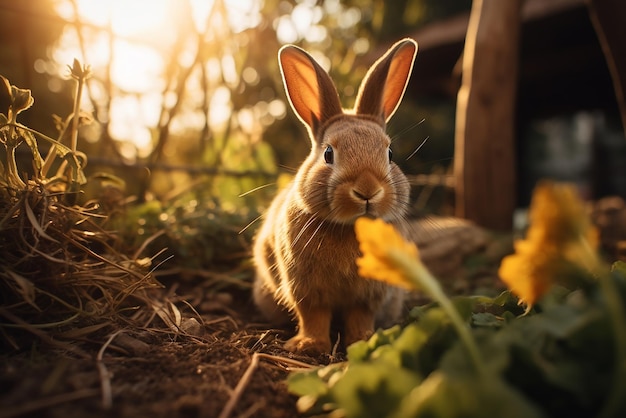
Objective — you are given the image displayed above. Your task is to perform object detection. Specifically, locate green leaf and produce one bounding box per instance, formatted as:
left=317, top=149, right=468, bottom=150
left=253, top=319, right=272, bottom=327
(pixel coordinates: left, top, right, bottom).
left=21, top=129, right=43, bottom=174
left=471, top=312, right=503, bottom=329
left=10, top=85, right=34, bottom=114
left=450, top=295, right=478, bottom=320
left=418, top=307, right=450, bottom=334
left=347, top=325, right=403, bottom=362
left=330, top=363, right=421, bottom=418
left=287, top=363, right=344, bottom=415
left=346, top=339, right=372, bottom=362
left=493, top=290, right=516, bottom=305
left=287, top=369, right=330, bottom=398
left=391, top=371, right=545, bottom=418
left=388, top=323, right=429, bottom=371
left=14, top=123, right=73, bottom=156
left=368, top=344, right=403, bottom=367
left=63, top=153, right=87, bottom=185
left=466, top=295, right=614, bottom=416
left=526, top=303, right=603, bottom=339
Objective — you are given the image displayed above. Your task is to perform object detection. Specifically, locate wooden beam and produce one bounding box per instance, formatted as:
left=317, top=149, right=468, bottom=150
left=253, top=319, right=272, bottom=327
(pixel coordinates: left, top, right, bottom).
left=454, top=0, right=523, bottom=230
left=404, top=0, right=583, bottom=52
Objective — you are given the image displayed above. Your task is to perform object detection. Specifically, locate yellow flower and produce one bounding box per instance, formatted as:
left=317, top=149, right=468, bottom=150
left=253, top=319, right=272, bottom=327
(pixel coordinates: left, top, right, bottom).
left=527, top=180, right=598, bottom=248
left=498, top=181, right=600, bottom=306
left=355, top=217, right=419, bottom=290
left=499, top=241, right=563, bottom=306
left=355, top=217, right=489, bottom=376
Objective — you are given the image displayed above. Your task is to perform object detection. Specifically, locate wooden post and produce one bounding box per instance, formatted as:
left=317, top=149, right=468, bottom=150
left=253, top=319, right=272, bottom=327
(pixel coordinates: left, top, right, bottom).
left=454, top=0, right=523, bottom=230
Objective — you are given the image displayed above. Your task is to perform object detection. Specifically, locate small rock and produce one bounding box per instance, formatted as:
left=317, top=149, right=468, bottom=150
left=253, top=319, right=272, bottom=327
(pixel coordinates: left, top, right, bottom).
left=180, top=317, right=204, bottom=337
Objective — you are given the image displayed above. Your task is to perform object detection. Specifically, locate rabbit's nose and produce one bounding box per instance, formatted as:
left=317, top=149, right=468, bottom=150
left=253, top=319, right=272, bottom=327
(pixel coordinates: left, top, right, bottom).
left=351, top=187, right=383, bottom=202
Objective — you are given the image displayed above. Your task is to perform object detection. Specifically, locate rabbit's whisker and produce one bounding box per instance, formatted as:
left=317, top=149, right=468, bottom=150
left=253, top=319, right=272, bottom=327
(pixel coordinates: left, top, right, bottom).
left=239, top=213, right=264, bottom=235
left=238, top=182, right=276, bottom=198
left=405, top=135, right=430, bottom=161
left=390, top=117, right=426, bottom=142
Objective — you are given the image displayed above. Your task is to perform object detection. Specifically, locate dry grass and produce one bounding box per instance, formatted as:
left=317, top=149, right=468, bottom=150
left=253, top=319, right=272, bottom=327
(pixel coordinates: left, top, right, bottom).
left=0, top=180, right=167, bottom=350
left=0, top=280, right=325, bottom=418
left=0, top=67, right=181, bottom=352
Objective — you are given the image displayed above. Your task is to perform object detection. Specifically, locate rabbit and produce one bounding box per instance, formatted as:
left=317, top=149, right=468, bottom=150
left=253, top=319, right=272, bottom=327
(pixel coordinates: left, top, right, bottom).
left=253, top=38, right=418, bottom=355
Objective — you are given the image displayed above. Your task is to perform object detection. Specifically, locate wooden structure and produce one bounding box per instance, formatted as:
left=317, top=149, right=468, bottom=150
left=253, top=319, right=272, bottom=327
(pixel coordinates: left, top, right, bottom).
left=394, top=0, right=626, bottom=230
left=454, top=0, right=522, bottom=231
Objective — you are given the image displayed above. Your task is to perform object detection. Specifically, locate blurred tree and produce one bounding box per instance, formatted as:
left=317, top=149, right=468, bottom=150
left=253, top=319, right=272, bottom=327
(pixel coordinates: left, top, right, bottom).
left=0, top=0, right=69, bottom=134
left=371, top=0, right=472, bottom=40
left=0, top=0, right=469, bottom=213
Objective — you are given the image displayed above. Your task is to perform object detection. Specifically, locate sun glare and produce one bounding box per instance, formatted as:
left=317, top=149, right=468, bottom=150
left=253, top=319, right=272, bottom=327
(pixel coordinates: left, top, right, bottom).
left=51, top=0, right=264, bottom=160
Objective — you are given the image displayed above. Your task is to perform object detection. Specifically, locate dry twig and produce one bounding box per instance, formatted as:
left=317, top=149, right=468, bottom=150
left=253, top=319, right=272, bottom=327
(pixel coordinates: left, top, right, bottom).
left=96, top=330, right=124, bottom=409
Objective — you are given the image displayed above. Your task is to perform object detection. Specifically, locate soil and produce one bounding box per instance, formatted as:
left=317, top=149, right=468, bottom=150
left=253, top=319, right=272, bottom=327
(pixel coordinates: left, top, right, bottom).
left=0, top=287, right=319, bottom=418
left=1, top=198, right=624, bottom=418
left=0, top=279, right=506, bottom=418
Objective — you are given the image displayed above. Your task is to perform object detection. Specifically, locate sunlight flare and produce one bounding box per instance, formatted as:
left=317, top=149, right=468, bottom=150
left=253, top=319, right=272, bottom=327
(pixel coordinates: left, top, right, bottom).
left=51, top=0, right=263, bottom=158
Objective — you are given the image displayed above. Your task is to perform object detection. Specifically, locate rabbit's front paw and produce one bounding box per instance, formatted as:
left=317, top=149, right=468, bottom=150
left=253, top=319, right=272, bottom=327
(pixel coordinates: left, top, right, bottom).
left=284, top=335, right=330, bottom=355
left=344, top=307, right=375, bottom=346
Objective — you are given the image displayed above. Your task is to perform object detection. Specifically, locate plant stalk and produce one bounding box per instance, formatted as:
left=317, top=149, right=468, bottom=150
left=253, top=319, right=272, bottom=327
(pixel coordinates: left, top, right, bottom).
left=390, top=250, right=489, bottom=378
left=580, top=237, right=626, bottom=418
left=70, top=74, right=84, bottom=154
left=5, top=109, right=26, bottom=189
left=6, top=144, right=26, bottom=189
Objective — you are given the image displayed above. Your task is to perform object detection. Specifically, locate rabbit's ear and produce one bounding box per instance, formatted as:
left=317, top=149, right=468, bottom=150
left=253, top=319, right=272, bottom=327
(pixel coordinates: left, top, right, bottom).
left=355, top=39, right=417, bottom=125
left=279, top=45, right=343, bottom=137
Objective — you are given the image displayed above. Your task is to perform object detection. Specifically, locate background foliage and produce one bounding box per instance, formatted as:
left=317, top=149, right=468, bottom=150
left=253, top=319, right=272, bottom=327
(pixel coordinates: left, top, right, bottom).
left=0, top=0, right=469, bottom=206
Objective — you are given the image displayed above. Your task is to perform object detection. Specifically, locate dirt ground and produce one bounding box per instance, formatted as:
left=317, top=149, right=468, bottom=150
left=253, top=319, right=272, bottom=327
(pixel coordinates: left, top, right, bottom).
left=2, top=197, right=625, bottom=418
left=0, top=287, right=318, bottom=418
left=0, top=217, right=510, bottom=418
left=0, top=278, right=504, bottom=418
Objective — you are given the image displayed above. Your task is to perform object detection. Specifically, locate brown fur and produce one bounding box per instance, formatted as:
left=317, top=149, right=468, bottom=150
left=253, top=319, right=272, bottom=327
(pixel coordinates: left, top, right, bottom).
left=253, top=39, right=418, bottom=355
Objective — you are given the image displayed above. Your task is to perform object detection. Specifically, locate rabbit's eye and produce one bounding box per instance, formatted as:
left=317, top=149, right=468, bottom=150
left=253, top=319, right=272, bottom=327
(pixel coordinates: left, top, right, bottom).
left=388, top=148, right=393, bottom=163
left=324, top=146, right=334, bottom=164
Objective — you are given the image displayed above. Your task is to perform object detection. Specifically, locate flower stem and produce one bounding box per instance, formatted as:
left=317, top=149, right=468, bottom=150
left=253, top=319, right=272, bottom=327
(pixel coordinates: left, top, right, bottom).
left=5, top=110, right=26, bottom=189
left=6, top=145, right=26, bottom=189
left=70, top=74, right=84, bottom=154
left=390, top=251, right=489, bottom=378
left=580, top=237, right=626, bottom=418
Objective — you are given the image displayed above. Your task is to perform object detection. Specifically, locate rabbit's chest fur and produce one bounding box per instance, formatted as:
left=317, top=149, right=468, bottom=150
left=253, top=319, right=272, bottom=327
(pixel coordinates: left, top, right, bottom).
left=259, top=185, right=390, bottom=310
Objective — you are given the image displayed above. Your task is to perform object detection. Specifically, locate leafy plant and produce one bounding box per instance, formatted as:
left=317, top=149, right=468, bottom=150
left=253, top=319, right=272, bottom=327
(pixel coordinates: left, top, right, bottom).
left=0, top=63, right=165, bottom=348
left=112, top=192, right=258, bottom=277
left=289, top=182, right=626, bottom=418
left=0, top=60, right=89, bottom=198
